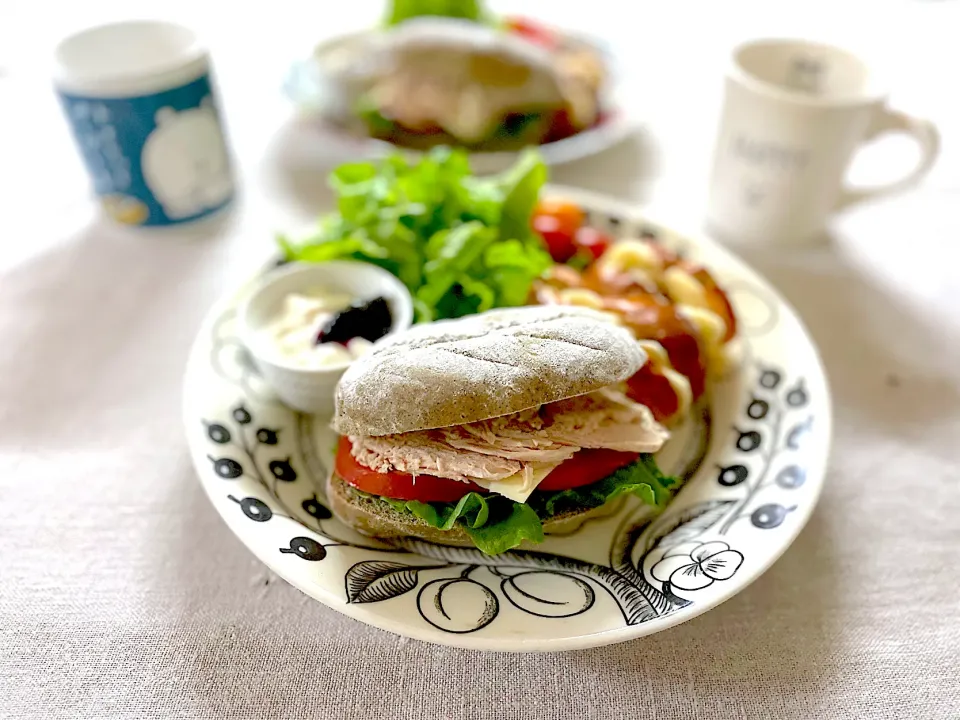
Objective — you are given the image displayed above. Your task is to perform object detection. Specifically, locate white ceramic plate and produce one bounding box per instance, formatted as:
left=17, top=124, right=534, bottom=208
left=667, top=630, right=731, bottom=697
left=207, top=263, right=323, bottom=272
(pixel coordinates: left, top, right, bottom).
left=282, top=28, right=632, bottom=174
left=183, top=187, right=831, bottom=652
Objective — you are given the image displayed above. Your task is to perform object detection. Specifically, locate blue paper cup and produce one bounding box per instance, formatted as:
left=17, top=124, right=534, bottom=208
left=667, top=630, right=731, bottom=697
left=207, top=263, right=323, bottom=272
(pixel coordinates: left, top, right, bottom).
left=53, top=21, right=235, bottom=227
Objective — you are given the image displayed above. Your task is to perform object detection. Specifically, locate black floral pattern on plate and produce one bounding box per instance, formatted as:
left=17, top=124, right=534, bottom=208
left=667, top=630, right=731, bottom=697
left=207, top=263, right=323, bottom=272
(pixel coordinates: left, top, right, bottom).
left=196, top=208, right=816, bottom=636
left=200, top=365, right=814, bottom=635
left=714, top=364, right=812, bottom=534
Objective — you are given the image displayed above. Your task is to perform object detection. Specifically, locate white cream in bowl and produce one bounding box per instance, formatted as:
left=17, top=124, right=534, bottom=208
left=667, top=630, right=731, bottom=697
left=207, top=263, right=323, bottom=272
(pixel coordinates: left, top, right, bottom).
left=263, top=289, right=376, bottom=369
left=238, top=260, right=414, bottom=416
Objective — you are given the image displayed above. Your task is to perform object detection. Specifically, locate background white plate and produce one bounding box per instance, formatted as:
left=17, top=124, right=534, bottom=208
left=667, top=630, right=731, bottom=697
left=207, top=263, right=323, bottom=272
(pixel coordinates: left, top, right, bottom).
left=182, top=187, right=831, bottom=652
left=282, top=27, right=633, bottom=174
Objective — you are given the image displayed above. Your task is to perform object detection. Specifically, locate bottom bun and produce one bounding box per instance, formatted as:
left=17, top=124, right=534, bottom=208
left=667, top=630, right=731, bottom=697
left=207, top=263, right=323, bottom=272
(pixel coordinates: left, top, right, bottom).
left=327, top=473, right=614, bottom=550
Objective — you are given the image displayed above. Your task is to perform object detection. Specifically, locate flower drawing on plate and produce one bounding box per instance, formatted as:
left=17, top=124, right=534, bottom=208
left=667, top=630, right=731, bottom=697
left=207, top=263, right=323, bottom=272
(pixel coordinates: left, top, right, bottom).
left=183, top=192, right=831, bottom=649
left=199, top=361, right=813, bottom=635
left=649, top=541, right=744, bottom=592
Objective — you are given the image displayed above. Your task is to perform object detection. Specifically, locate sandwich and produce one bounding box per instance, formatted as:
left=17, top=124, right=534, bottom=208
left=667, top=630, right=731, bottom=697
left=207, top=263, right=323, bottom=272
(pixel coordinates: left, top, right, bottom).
left=320, top=17, right=605, bottom=151
left=328, top=305, right=680, bottom=555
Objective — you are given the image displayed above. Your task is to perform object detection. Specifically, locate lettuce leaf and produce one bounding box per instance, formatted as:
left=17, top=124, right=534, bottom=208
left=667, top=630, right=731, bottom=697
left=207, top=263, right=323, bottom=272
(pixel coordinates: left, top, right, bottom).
left=416, top=223, right=497, bottom=308
left=527, top=454, right=678, bottom=519
left=496, top=149, right=549, bottom=246
left=462, top=502, right=544, bottom=555
left=382, top=492, right=490, bottom=530
left=372, top=455, right=679, bottom=555
left=278, top=147, right=551, bottom=323
left=384, top=0, right=487, bottom=26
left=381, top=492, right=543, bottom=555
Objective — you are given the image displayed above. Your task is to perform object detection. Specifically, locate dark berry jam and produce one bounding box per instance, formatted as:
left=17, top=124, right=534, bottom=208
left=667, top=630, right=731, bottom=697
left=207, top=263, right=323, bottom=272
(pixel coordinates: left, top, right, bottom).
left=315, top=296, right=392, bottom=346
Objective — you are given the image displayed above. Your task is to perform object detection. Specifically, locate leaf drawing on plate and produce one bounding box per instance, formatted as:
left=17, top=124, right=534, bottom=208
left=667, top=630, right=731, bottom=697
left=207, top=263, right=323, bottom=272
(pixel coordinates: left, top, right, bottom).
left=648, top=500, right=737, bottom=550
left=345, top=560, right=449, bottom=603
left=607, top=510, right=679, bottom=617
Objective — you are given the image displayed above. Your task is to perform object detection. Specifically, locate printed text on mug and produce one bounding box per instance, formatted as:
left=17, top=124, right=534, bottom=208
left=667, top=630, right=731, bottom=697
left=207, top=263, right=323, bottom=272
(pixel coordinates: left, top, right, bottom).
left=732, top=135, right=810, bottom=172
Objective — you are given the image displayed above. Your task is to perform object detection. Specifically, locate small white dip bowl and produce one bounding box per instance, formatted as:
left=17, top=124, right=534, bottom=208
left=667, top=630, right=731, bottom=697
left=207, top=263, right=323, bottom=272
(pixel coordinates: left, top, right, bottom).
left=238, top=260, right=414, bottom=416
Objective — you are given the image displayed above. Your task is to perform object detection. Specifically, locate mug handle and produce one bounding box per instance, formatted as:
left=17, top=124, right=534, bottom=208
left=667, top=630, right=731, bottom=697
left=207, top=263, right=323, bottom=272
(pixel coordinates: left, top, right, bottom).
left=837, top=107, right=940, bottom=210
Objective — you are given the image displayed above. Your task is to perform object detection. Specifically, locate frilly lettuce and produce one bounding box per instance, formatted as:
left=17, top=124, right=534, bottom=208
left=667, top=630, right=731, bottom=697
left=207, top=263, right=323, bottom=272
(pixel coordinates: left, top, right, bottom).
left=383, top=492, right=544, bottom=556
left=377, top=455, right=678, bottom=555
left=278, top=147, right=552, bottom=322
left=526, top=454, right=678, bottom=519
left=383, top=0, right=489, bottom=26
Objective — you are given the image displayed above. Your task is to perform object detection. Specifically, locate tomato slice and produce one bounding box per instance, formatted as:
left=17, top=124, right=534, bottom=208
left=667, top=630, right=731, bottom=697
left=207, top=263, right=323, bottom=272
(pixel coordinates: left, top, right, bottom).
left=335, top=437, right=488, bottom=502
left=336, top=438, right=640, bottom=502
left=537, top=449, right=639, bottom=492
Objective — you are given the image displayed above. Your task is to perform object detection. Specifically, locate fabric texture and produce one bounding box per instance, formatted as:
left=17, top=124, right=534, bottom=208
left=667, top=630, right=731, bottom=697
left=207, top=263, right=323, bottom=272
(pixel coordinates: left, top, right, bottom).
left=3, top=1, right=960, bottom=717
left=3, top=173, right=959, bottom=720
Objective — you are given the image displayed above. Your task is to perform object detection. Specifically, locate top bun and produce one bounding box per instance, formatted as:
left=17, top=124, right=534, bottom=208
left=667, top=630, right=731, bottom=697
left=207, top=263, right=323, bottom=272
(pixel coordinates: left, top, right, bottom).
left=333, top=305, right=646, bottom=437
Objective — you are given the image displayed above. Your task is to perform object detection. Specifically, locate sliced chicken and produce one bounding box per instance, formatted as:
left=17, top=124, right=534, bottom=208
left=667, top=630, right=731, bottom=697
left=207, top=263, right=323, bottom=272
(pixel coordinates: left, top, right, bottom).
left=442, top=408, right=579, bottom=463
left=350, top=432, right=522, bottom=483
left=350, top=389, right=669, bottom=490
left=538, top=388, right=669, bottom=452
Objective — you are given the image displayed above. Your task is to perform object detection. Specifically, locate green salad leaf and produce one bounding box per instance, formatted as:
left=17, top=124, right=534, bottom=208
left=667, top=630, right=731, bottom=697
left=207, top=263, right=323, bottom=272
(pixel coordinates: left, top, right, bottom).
left=417, top=222, right=497, bottom=312
left=384, top=0, right=488, bottom=26
left=382, top=492, right=491, bottom=530
left=278, top=147, right=552, bottom=322
left=373, top=455, right=679, bottom=555
left=526, top=454, right=678, bottom=519
left=496, top=148, right=549, bottom=246
left=462, top=503, right=544, bottom=556
left=383, top=492, right=544, bottom=555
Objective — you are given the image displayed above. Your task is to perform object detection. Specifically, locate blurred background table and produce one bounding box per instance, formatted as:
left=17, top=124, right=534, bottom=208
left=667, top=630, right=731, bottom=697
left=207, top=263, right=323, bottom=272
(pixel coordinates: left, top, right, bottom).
left=1, top=1, right=958, bottom=718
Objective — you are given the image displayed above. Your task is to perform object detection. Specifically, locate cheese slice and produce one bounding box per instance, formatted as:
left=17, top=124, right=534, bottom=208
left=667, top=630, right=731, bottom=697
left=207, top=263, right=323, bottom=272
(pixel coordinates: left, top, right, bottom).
left=466, top=461, right=563, bottom=504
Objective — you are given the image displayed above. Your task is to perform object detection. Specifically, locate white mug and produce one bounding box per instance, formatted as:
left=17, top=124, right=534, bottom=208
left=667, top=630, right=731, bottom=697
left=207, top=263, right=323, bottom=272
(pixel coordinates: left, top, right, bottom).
left=706, top=38, right=939, bottom=246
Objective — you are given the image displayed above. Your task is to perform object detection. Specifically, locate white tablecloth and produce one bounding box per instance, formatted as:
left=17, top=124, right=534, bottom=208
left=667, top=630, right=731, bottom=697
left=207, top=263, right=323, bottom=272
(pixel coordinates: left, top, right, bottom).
left=2, top=1, right=959, bottom=718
